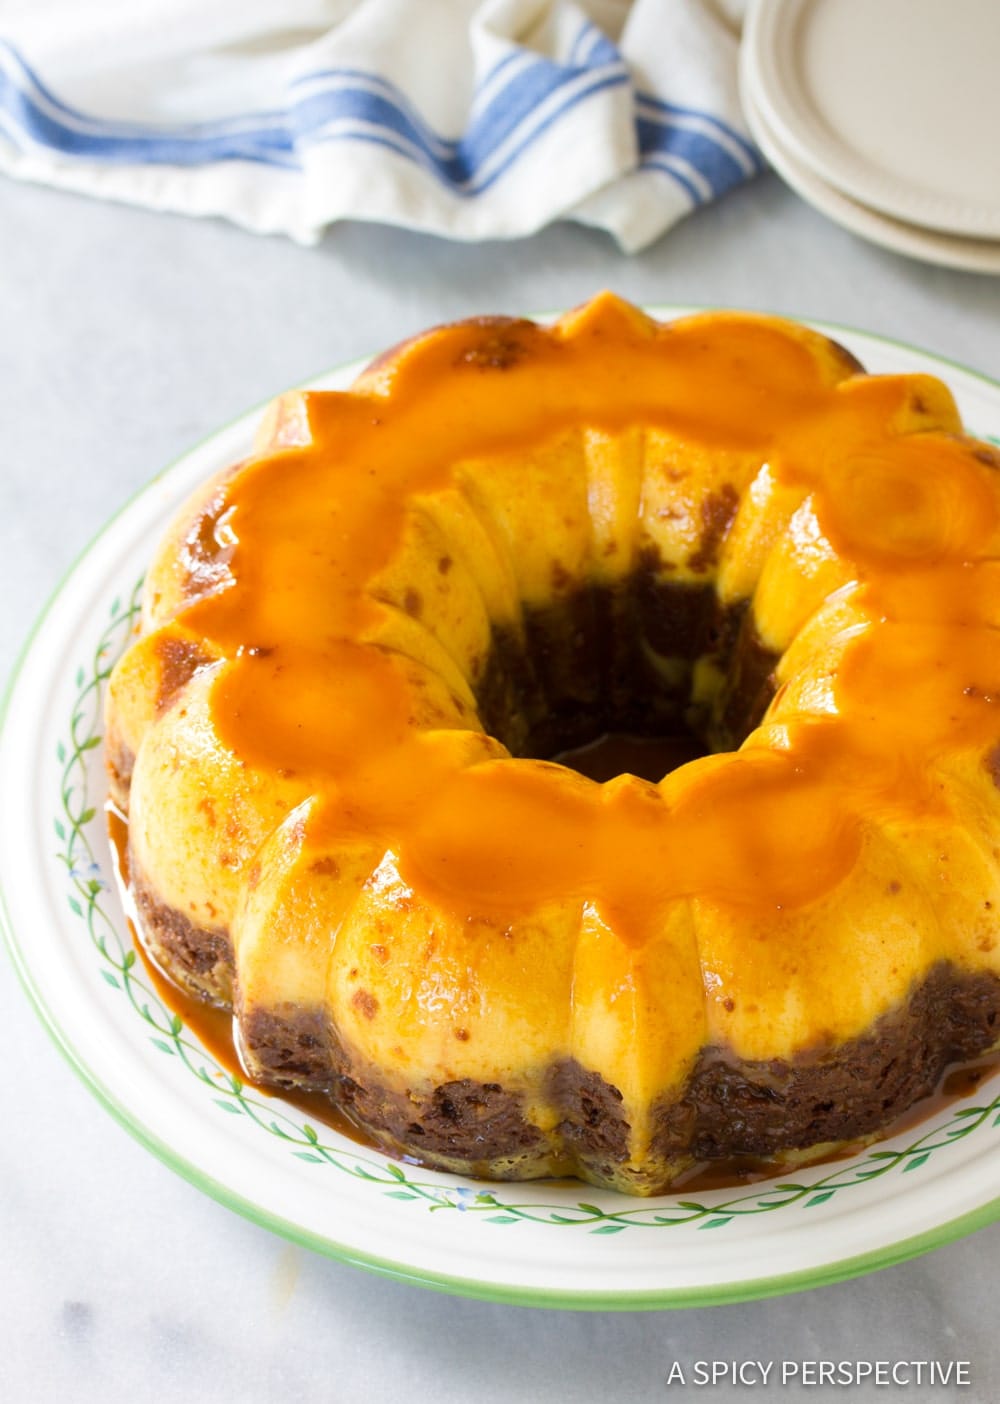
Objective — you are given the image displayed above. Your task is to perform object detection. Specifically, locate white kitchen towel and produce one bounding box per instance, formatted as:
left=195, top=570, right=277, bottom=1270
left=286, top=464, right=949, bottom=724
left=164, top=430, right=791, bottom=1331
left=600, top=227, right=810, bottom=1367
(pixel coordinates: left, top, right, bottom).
left=0, top=0, right=761, bottom=251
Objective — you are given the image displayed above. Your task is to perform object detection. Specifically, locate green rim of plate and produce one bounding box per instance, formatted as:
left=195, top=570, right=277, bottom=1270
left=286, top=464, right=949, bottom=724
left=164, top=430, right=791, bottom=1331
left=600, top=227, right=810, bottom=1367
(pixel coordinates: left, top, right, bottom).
left=3, top=305, right=1000, bottom=1310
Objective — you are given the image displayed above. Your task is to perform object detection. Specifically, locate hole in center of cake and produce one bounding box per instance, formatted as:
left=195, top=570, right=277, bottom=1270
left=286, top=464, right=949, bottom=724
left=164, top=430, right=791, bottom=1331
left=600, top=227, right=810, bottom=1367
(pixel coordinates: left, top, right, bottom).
left=473, top=580, right=775, bottom=783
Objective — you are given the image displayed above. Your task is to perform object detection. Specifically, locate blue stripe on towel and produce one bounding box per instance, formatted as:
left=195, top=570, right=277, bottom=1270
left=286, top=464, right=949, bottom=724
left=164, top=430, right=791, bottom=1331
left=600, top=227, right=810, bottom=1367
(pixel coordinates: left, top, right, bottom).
left=636, top=93, right=764, bottom=174
left=567, top=19, right=622, bottom=70
left=332, top=69, right=628, bottom=197
left=0, top=80, right=300, bottom=167
left=641, top=157, right=705, bottom=207
left=0, top=33, right=759, bottom=205
left=0, top=35, right=626, bottom=191
left=637, top=117, right=747, bottom=200
left=289, top=59, right=627, bottom=186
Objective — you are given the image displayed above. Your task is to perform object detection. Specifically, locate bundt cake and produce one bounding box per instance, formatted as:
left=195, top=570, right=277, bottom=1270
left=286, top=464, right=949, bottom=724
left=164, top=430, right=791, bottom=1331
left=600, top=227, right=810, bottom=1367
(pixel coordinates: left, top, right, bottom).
left=106, top=293, right=1000, bottom=1195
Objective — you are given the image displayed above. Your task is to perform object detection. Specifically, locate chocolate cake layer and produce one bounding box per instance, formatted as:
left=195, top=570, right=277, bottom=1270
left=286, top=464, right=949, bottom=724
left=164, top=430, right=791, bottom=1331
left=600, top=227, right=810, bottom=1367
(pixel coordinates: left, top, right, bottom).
left=238, top=1003, right=331, bottom=1088
left=341, top=1075, right=548, bottom=1169
left=653, top=962, right=1000, bottom=1164
left=131, top=860, right=234, bottom=1006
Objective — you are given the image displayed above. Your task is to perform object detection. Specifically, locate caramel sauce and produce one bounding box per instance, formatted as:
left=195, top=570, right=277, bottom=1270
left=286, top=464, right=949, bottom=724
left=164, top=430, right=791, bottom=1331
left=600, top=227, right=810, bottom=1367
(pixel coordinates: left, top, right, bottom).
left=151, top=295, right=1000, bottom=945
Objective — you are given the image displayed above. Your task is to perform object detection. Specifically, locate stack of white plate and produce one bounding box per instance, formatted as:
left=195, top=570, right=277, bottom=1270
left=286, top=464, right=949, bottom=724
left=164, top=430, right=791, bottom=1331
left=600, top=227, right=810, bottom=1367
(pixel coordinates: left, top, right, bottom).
left=741, top=0, right=1000, bottom=273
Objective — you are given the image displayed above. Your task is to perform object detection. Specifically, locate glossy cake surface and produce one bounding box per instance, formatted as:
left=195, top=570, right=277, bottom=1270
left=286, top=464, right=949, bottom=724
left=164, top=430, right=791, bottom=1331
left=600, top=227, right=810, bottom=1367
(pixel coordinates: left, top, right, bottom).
left=106, top=295, right=1000, bottom=1193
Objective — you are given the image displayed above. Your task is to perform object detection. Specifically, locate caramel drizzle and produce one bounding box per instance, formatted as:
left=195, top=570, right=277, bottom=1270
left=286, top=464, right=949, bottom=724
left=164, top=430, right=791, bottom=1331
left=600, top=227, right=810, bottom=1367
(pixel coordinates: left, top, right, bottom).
left=173, top=296, right=1000, bottom=944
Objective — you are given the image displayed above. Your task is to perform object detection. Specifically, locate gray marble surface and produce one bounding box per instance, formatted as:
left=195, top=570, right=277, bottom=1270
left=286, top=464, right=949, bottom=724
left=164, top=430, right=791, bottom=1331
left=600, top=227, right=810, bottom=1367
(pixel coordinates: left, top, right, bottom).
left=3, top=170, right=1000, bottom=1404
